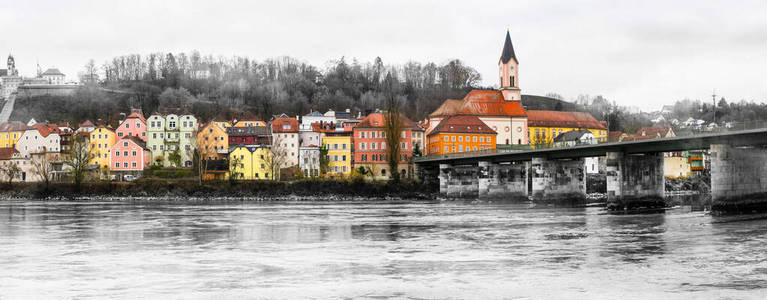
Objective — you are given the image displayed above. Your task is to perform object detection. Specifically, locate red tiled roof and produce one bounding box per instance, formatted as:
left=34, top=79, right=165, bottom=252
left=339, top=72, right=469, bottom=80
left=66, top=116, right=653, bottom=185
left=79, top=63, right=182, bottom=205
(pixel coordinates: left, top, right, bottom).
left=355, top=112, right=418, bottom=129
left=119, top=135, right=148, bottom=150
left=456, top=90, right=527, bottom=117
left=526, top=110, right=607, bottom=130
left=33, top=124, right=62, bottom=138
left=427, top=115, right=496, bottom=136
left=0, top=147, right=19, bottom=160
left=271, top=117, right=299, bottom=133
left=0, top=121, right=29, bottom=132
left=126, top=109, right=146, bottom=123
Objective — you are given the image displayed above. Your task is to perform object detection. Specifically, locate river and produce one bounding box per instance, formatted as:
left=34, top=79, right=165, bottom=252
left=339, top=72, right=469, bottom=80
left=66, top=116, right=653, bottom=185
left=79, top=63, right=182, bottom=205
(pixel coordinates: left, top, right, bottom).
left=1, top=199, right=766, bottom=299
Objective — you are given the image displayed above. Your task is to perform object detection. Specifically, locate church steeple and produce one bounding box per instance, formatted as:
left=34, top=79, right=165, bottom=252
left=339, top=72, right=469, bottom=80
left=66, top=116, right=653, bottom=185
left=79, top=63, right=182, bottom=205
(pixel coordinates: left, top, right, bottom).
left=498, top=30, right=521, bottom=101
left=500, top=31, right=518, bottom=64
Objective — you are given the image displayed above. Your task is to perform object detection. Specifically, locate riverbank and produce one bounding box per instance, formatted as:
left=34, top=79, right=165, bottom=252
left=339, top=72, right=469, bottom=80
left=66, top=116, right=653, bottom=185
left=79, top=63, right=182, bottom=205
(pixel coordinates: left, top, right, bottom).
left=0, top=179, right=438, bottom=201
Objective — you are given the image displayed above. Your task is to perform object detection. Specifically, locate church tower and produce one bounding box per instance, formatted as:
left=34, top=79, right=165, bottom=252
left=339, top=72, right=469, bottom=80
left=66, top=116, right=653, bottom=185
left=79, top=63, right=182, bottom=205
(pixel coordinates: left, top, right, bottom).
left=499, top=30, right=520, bottom=101
left=7, top=54, right=17, bottom=76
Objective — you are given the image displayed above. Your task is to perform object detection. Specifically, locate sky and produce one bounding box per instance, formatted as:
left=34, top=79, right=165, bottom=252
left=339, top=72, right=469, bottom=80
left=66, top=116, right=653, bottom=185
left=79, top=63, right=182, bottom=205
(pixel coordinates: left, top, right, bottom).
left=1, top=0, right=766, bottom=111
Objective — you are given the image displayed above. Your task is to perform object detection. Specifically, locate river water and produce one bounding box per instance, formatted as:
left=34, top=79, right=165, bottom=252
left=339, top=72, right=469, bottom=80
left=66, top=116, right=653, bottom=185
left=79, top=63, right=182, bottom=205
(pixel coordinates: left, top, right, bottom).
left=1, top=199, right=766, bottom=299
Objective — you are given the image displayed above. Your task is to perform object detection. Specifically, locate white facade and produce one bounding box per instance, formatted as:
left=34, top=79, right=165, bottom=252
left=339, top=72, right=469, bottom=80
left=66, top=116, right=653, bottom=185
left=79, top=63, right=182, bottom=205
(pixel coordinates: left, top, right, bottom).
left=17, top=128, right=60, bottom=157
left=478, top=116, right=528, bottom=145
left=272, top=132, right=299, bottom=168
left=300, top=111, right=335, bottom=131
left=146, top=113, right=197, bottom=167
left=299, top=146, right=320, bottom=177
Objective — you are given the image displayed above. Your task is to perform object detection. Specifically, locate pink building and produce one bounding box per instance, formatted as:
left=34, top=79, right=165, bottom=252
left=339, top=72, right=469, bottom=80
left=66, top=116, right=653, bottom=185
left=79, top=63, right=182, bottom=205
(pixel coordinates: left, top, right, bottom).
left=110, top=136, right=150, bottom=172
left=116, top=109, right=147, bottom=141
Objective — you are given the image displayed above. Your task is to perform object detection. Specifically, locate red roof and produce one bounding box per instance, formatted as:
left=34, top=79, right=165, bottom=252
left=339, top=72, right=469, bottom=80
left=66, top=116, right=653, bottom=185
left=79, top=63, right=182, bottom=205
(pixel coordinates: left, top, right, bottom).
left=355, top=112, right=418, bottom=129
left=0, top=148, right=19, bottom=159
left=457, top=90, right=526, bottom=117
left=118, top=135, right=148, bottom=150
left=427, top=115, right=496, bottom=136
left=429, top=99, right=463, bottom=118
left=526, top=110, right=607, bottom=130
left=271, top=116, right=299, bottom=133
left=126, top=109, right=146, bottom=123
left=33, top=124, right=63, bottom=138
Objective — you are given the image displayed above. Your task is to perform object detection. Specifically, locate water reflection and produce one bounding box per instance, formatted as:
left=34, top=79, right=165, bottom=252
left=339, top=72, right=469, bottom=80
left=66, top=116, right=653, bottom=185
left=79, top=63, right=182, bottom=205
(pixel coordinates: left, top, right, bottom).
left=1, top=200, right=766, bottom=298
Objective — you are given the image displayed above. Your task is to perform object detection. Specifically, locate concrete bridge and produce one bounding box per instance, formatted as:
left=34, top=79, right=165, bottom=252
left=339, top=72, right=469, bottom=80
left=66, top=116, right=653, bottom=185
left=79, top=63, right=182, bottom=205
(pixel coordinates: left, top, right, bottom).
left=415, top=128, right=767, bottom=211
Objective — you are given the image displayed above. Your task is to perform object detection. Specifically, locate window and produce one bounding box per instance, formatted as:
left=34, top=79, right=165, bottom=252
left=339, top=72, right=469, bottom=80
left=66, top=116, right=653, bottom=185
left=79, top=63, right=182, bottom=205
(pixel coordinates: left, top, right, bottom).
left=401, top=142, right=407, bottom=150
left=371, top=143, right=377, bottom=150
left=451, top=136, right=456, bottom=142
left=360, top=143, right=366, bottom=150
left=169, top=121, right=176, bottom=128
left=132, top=151, right=137, bottom=156
left=342, top=144, right=346, bottom=150
left=458, top=136, right=463, bottom=142
left=444, top=136, right=448, bottom=142
left=118, top=132, right=123, bottom=137
left=123, top=162, right=128, bottom=168
left=115, top=162, right=119, bottom=168
left=381, top=142, right=386, bottom=149
left=473, top=136, right=477, bottom=142
left=126, top=123, right=130, bottom=129
left=132, top=162, right=137, bottom=168
left=115, top=151, right=120, bottom=157
left=123, top=151, right=128, bottom=156
left=137, top=123, right=140, bottom=128
left=444, top=146, right=449, bottom=153
left=401, top=132, right=406, bottom=138
left=459, top=145, right=463, bottom=152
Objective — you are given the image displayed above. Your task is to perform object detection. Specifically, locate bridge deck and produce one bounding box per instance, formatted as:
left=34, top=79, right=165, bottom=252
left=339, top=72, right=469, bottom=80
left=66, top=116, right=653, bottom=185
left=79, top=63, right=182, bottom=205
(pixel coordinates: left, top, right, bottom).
left=415, top=128, right=767, bottom=165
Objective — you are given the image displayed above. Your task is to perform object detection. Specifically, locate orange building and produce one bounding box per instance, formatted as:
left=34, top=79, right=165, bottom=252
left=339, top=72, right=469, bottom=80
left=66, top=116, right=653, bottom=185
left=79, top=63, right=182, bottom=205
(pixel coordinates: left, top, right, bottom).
left=427, top=115, right=496, bottom=155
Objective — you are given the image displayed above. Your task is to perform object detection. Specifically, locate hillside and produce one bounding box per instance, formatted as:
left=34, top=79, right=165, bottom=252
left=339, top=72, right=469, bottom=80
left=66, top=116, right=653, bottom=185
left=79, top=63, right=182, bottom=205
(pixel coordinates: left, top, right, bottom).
left=521, top=95, right=584, bottom=111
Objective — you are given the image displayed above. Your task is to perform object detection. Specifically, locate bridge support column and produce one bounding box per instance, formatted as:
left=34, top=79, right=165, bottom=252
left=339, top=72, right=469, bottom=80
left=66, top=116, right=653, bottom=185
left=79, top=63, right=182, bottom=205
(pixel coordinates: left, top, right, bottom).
left=606, top=152, right=665, bottom=210
left=478, top=161, right=528, bottom=201
left=531, top=157, right=586, bottom=203
left=439, top=163, right=479, bottom=198
left=711, top=144, right=767, bottom=212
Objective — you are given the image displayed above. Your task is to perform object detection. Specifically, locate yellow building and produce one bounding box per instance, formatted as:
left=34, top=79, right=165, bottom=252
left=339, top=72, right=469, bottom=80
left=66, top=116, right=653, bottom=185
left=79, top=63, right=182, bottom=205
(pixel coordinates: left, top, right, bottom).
left=213, top=120, right=232, bottom=131
left=228, top=145, right=274, bottom=180
left=197, top=121, right=228, bottom=159
left=526, top=110, right=608, bottom=148
left=88, top=126, right=116, bottom=170
left=664, top=154, right=691, bottom=178
left=322, top=135, right=351, bottom=176
left=426, top=115, right=496, bottom=155
left=0, top=121, right=27, bottom=148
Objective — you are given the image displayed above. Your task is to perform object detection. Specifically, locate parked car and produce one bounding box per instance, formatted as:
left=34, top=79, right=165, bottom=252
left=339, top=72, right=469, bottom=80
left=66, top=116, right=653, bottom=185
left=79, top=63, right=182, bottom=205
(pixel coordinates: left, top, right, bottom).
left=123, top=175, right=138, bottom=181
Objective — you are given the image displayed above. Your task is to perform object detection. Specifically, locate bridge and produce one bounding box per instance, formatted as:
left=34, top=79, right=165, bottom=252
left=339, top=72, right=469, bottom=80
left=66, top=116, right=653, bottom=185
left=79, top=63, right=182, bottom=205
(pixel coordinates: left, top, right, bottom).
left=414, top=128, right=767, bottom=211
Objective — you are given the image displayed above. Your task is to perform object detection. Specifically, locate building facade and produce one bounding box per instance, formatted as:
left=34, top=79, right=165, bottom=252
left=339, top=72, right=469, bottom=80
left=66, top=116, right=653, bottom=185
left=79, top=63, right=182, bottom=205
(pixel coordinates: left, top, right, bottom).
left=426, top=115, right=496, bottom=155
left=352, top=112, right=417, bottom=179
left=115, top=109, right=147, bottom=141
left=146, top=113, right=197, bottom=167
left=88, top=126, right=116, bottom=170
left=228, top=145, right=273, bottom=180
left=271, top=114, right=300, bottom=169
left=109, top=136, right=150, bottom=173
left=299, top=146, right=320, bottom=177
left=198, top=121, right=229, bottom=160
left=0, top=121, right=27, bottom=148
left=526, top=110, right=608, bottom=147
left=16, top=124, right=61, bottom=157
left=323, top=135, right=351, bottom=176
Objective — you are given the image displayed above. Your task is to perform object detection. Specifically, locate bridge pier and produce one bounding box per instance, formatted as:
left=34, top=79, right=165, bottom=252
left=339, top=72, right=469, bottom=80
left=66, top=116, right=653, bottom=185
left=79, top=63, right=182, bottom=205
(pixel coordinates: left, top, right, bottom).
left=606, top=152, right=665, bottom=210
left=531, top=157, right=586, bottom=203
left=478, top=161, right=528, bottom=201
left=711, top=144, right=767, bottom=212
left=439, top=163, right=479, bottom=198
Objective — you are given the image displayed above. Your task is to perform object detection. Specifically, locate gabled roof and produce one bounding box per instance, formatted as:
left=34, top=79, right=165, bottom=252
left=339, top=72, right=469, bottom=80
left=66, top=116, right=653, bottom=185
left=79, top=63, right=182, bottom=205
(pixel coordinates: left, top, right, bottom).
left=526, top=110, right=607, bottom=130
left=427, top=115, right=496, bottom=137
left=32, top=124, right=62, bottom=138
left=456, top=90, right=526, bottom=117
left=553, top=129, right=593, bottom=142
left=355, top=112, right=418, bottom=129
left=125, top=109, right=146, bottom=123
left=41, top=68, right=65, bottom=76
left=0, top=147, right=19, bottom=160
left=271, top=116, right=299, bottom=133
left=500, top=30, right=518, bottom=64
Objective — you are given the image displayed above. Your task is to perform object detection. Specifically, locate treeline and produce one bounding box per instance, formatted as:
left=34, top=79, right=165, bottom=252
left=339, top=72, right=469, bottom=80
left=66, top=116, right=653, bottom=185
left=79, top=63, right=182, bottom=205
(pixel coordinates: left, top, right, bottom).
left=98, top=51, right=483, bottom=121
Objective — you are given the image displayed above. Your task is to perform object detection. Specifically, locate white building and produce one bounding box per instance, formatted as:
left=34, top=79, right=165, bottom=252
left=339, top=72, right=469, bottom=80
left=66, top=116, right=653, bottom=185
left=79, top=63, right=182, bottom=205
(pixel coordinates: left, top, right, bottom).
left=299, top=146, right=320, bottom=177
left=41, top=68, right=66, bottom=85
left=271, top=114, right=300, bottom=169
left=16, top=124, right=61, bottom=157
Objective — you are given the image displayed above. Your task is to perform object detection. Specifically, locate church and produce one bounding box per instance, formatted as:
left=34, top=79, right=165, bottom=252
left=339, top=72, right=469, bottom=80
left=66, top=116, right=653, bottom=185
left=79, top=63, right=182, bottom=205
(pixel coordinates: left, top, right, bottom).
left=425, top=31, right=607, bottom=155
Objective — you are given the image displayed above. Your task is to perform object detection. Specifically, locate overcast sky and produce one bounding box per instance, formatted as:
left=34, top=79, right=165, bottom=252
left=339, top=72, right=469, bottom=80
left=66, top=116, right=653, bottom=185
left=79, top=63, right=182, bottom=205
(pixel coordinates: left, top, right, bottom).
left=2, top=0, right=765, bottom=111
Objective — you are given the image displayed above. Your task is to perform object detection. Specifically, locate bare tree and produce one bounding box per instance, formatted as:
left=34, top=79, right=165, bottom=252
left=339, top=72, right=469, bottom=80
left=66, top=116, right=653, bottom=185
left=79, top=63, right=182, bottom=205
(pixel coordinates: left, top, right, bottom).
left=192, top=127, right=215, bottom=184
left=65, top=133, right=94, bottom=190
left=1, top=162, right=21, bottom=185
left=229, top=154, right=243, bottom=183
left=383, top=72, right=404, bottom=183
left=264, top=134, right=288, bottom=181
left=31, top=152, right=54, bottom=190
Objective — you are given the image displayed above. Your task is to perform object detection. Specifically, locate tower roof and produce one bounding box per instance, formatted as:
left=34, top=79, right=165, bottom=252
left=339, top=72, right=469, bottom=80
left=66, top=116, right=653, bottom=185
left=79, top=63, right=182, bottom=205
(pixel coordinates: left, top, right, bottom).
left=500, top=30, right=518, bottom=64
